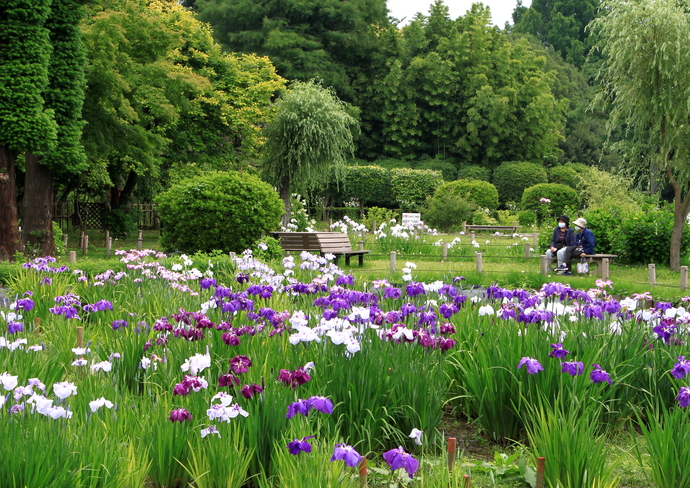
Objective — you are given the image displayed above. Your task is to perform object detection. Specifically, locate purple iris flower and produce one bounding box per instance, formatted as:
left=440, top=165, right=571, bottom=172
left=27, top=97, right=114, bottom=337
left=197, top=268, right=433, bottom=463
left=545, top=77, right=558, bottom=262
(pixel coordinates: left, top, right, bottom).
left=590, top=364, right=612, bottom=385
left=439, top=303, right=458, bottom=319
left=286, top=399, right=310, bottom=418
left=240, top=383, right=264, bottom=399
left=287, top=436, right=315, bottom=455
left=439, top=338, right=456, bottom=351
left=653, top=321, right=677, bottom=344
left=517, top=357, right=544, bottom=375
left=406, top=282, right=425, bottom=297
left=237, top=273, right=249, bottom=284
left=16, top=298, right=34, bottom=311
left=229, top=355, right=252, bottom=374
left=655, top=301, right=673, bottom=312
left=200, top=278, right=217, bottom=289
left=384, top=287, right=402, bottom=299
left=400, top=303, right=417, bottom=317
left=8, top=321, right=23, bottom=334
left=336, top=275, right=355, bottom=286
left=40, top=277, right=52, bottom=286
left=602, top=300, right=621, bottom=314
left=561, top=361, right=584, bottom=376
left=383, top=446, right=420, bottom=479
left=218, top=373, right=240, bottom=387
left=169, top=408, right=193, bottom=422
left=308, top=396, right=334, bottom=414
left=678, top=386, right=690, bottom=408
left=331, top=444, right=362, bottom=467
left=111, top=319, right=128, bottom=330
left=584, top=306, right=603, bottom=320
left=548, top=343, right=569, bottom=359
left=671, top=356, right=690, bottom=380
left=222, top=332, right=241, bottom=346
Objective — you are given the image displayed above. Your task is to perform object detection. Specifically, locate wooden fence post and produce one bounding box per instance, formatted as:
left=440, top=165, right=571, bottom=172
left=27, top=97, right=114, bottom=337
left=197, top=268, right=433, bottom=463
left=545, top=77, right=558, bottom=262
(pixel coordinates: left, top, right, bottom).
left=524, top=242, right=531, bottom=259
left=475, top=252, right=483, bottom=273
left=533, top=233, right=539, bottom=246
left=462, top=221, right=467, bottom=234
left=76, top=326, right=84, bottom=349
left=79, top=231, right=84, bottom=250
left=602, top=257, right=610, bottom=281
left=447, top=438, right=457, bottom=472
left=69, top=251, right=76, bottom=264
left=358, top=240, right=364, bottom=251
left=62, top=234, right=68, bottom=249
left=137, top=230, right=143, bottom=250
left=106, top=237, right=112, bottom=257
left=442, top=241, right=449, bottom=262
left=541, top=255, right=548, bottom=275
left=470, top=231, right=475, bottom=242
left=389, top=251, right=396, bottom=274
left=82, top=235, right=88, bottom=255
left=648, top=264, right=656, bottom=286
left=681, top=266, right=688, bottom=291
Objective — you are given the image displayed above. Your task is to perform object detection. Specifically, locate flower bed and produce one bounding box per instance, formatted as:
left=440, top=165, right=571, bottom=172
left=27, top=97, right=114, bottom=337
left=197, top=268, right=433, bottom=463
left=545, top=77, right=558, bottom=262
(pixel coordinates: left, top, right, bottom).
left=1, top=251, right=689, bottom=487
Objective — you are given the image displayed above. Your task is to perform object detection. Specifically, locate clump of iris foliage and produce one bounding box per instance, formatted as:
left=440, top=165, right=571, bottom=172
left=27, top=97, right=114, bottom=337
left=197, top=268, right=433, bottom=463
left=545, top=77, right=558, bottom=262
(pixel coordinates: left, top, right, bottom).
left=1, top=249, right=690, bottom=488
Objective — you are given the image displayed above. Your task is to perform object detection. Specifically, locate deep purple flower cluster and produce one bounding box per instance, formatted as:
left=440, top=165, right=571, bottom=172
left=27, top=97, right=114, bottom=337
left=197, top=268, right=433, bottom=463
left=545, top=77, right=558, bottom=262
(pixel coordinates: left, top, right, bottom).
left=678, top=386, right=690, bottom=408
left=240, top=383, right=264, bottom=399
left=169, top=408, right=193, bottom=422
left=246, top=284, right=274, bottom=299
left=671, top=356, right=690, bottom=379
left=199, top=277, right=217, bottom=290
left=330, top=444, right=362, bottom=467
left=7, top=321, right=23, bottom=334
left=111, top=319, right=128, bottom=331
left=83, top=300, right=113, bottom=313
left=548, top=343, right=569, bottom=359
left=590, top=364, right=612, bottom=385
left=229, top=355, right=252, bottom=374
left=287, top=435, right=315, bottom=455
left=517, top=357, right=544, bottom=375
left=562, top=361, right=584, bottom=376
left=15, top=297, right=34, bottom=311
left=405, top=282, right=425, bottom=297
left=173, top=375, right=208, bottom=396
left=277, top=368, right=311, bottom=389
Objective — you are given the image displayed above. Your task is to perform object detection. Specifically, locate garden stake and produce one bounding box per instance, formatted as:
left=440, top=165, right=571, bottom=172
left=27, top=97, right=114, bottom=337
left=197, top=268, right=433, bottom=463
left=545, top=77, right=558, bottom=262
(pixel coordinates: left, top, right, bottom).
left=34, top=317, right=40, bottom=336
left=137, top=230, right=143, bottom=250
left=536, top=457, right=545, bottom=488
left=390, top=251, right=396, bottom=273
left=62, top=234, right=68, bottom=248
left=358, top=458, right=367, bottom=486
left=648, top=263, right=656, bottom=286
left=83, top=235, right=89, bottom=255
left=681, top=266, right=688, bottom=290
left=76, top=326, right=84, bottom=349
left=104, top=230, right=109, bottom=247
left=69, top=251, right=76, bottom=264
left=463, top=474, right=471, bottom=488
left=524, top=242, right=531, bottom=259
left=475, top=252, right=483, bottom=273
left=447, top=437, right=456, bottom=472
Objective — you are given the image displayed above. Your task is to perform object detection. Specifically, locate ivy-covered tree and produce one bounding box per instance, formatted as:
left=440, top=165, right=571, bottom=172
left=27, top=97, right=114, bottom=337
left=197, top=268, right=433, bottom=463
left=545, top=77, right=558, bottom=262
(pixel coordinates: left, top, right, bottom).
left=262, top=80, right=358, bottom=225
left=0, top=0, right=57, bottom=260
left=23, top=0, right=88, bottom=256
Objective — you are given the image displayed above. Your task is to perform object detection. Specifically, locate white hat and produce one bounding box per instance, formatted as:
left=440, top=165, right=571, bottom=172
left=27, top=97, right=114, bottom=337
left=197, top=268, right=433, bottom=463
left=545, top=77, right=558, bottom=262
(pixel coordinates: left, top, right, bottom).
left=573, top=218, right=587, bottom=228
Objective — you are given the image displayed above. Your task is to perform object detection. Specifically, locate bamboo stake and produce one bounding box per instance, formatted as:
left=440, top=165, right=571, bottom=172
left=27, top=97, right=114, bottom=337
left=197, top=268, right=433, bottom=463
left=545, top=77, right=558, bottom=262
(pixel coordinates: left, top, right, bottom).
left=359, top=458, right=367, bottom=487
left=447, top=437, right=456, bottom=472
left=536, top=457, right=545, bottom=488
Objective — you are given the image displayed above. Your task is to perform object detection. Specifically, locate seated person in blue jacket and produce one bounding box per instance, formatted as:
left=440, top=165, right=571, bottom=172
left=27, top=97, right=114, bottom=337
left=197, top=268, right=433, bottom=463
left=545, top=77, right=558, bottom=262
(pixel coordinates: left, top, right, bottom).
left=559, top=217, right=596, bottom=275
left=545, top=215, right=575, bottom=270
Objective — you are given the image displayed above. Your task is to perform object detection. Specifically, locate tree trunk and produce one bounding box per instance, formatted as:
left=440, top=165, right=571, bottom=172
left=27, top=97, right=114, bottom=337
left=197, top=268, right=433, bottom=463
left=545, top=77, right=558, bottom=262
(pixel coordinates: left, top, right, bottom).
left=670, top=210, right=686, bottom=271
left=0, top=146, right=21, bottom=261
left=110, top=170, right=137, bottom=210
left=23, top=153, right=55, bottom=256
left=279, top=177, right=291, bottom=228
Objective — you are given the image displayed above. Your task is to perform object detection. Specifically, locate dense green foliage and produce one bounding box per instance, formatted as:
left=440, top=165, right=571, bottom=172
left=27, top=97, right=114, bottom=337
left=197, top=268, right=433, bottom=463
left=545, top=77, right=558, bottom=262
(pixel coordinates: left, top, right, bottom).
left=416, top=158, right=458, bottom=181
left=360, top=4, right=566, bottom=164
left=156, top=172, right=283, bottom=253
left=422, top=194, right=477, bottom=232
left=343, top=165, right=393, bottom=208
left=547, top=165, right=581, bottom=189
left=456, top=164, right=491, bottom=182
left=389, top=168, right=444, bottom=211
left=434, top=179, right=499, bottom=211
left=492, top=161, right=548, bottom=206
left=195, top=0, right=388, bottom=102
left=521, top=183, right=581, bottom=222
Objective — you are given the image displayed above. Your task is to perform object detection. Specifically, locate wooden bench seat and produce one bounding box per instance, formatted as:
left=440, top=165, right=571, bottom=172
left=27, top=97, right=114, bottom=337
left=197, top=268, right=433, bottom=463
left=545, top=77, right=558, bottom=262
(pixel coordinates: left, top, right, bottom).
left=270, top=232, right=370, bottom=267
left=463, top=223, right=519, bottom=234
left=579, top=254, right=618, bottom=276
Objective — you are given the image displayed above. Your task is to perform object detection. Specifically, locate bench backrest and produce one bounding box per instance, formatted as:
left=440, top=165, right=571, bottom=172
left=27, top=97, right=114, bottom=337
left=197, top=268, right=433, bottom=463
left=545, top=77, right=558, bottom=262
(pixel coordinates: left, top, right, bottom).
left=271, top=232, right=354, bottom=253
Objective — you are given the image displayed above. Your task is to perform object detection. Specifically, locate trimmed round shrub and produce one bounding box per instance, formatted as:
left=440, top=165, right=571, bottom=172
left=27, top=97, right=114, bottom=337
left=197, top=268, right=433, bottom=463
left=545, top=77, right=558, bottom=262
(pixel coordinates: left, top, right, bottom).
left=521, top=183, right=580, bottom=222
left=433, top=179, right=499, bottom=211
left=390, top=168, right=444, bottom=211
left=156, top=172, right=283, bottom=253
left=518, top=210, right=537, bottom=227
left=457, top=164, right=491, bottom=182
left=344, top=165, right=393, bottom=207
left=548, top=165, right=581, bottom=189
left=416, top=159, right=458, bottom=181
left=492, top=162, right=548, bottom=206
left=423, top=194, right=477, bottom=232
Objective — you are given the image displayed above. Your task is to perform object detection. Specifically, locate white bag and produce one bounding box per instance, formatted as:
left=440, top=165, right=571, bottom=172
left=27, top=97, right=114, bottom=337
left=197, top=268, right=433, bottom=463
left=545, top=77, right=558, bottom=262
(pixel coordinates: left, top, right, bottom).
left=577, top=259, right=589, bottom=274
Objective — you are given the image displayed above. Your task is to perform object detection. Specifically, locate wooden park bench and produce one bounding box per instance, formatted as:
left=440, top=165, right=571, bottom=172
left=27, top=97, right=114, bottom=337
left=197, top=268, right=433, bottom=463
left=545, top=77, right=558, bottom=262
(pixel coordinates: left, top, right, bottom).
left=463, top=223, right=519, bottom=234
left=541, top=253, right=618, bottom=276
left=270, top=232, right=371, bottom=267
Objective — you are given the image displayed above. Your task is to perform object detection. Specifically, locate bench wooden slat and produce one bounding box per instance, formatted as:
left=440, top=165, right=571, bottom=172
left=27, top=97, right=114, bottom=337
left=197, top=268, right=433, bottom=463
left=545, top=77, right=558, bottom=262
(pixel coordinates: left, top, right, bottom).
left=271, top=231, right=371, bottom=266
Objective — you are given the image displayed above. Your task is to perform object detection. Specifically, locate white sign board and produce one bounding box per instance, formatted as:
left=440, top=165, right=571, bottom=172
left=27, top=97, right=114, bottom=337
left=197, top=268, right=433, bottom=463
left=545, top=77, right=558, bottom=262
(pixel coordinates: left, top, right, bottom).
left=402, top=213, right=421, bottom=225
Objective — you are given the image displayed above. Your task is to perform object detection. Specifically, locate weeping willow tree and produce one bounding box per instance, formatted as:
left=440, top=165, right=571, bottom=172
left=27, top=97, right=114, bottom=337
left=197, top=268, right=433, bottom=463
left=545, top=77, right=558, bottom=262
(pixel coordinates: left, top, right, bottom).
left=262, top=80, right=358, bottom=227
left=592, top=0, right=690, bottom=271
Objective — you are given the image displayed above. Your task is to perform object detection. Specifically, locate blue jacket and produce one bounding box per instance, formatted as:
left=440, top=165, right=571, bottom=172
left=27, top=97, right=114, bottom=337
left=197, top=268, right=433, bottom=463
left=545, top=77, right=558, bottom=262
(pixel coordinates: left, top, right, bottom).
left=575, top=228, right=596, bottom=255
left=550, top=227, right=575, bottom=249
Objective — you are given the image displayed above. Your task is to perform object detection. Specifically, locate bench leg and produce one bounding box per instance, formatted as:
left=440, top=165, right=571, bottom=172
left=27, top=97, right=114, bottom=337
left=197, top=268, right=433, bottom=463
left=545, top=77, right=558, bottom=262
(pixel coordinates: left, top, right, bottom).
left=333, top=255, right=340, bottom=266
left=345, top=255, right=351, bottom=266
left=358, top=254, right=364, bottom=267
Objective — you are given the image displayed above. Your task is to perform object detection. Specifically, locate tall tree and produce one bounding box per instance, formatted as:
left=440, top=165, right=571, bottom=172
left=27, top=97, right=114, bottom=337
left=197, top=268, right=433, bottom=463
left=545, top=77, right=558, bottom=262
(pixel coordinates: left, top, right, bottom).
left=0, top=0, right=57, bottom=260
left=23, top=0, right=88, bottom=256
left=591, top=0, right=690, bottom=270
left=512, top=0, right=599, bottom=68
left=262, top=80, right=357, bottom=226
left=194, top=0, right=389, bottom=101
